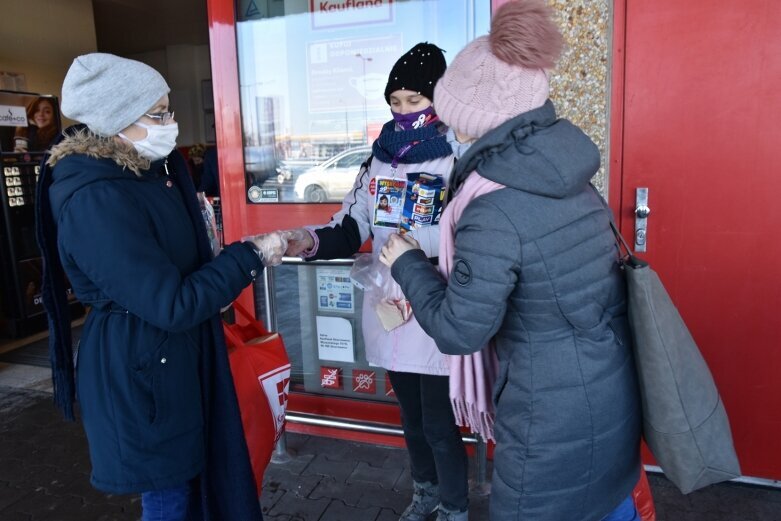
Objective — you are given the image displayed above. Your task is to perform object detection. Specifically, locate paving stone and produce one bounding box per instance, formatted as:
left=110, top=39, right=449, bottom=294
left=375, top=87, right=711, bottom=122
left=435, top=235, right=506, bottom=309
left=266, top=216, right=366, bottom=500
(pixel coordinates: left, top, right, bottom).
left=299, top=437, right=350, bottom=458
left=2, top=386, right=781, bottom=521
left=682, top=488, right=723, bottom=517
left=309, top=477, right=367, bottom=507
left=281, top=433, right=311, bottom=454
left=349, top=461, right=402, bottom=488
left=260, top=478, right=288, bottom=513
left=748, top=499, right=781, bottom=520
left=264, top=466, right=323, bottom=499
left=265, top=491, right=330, bottom=520
left=9, top=490, right=82, bottom=520
left=394, top=466, right=414, bottom=492
left=355, top=483, right=410, bottom=513
left=377, top=508, right=403, bottom=521
left=381, top=447, right=410, bottom=469
left=303, top=453, right=356, bottom=482
left=263, top=515, right=293, bottom=521
left=267, top=451, right=315, bottom=476
left=0, top=511, right=31, bottom=521
left=320, top=499, right=381, bottom=521
left=0, top=462, right=56, bottom=489
left=37, top=496, right=131, bottom=521
left=0, top=480, right=30, bottom=511
left=338, top=442, right=398, bottom=465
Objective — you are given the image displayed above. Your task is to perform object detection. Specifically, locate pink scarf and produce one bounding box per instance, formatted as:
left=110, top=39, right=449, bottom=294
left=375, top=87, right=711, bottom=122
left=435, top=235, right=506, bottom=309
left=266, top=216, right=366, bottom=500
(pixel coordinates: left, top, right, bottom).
left=439, top=172, right=503, bottom=442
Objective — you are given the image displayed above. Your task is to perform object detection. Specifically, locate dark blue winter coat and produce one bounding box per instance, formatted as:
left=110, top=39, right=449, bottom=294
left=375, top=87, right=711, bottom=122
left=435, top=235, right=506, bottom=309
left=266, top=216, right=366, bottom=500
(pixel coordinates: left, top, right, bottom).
left=38, top=127, right=264, bottom=519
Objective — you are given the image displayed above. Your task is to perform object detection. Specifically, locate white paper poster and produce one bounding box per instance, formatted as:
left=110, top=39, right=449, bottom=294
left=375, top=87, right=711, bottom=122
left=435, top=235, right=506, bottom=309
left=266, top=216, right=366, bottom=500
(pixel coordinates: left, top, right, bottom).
left=316, top=315, right=355, bottom=363
left=307, top=34, right=402, bottom=113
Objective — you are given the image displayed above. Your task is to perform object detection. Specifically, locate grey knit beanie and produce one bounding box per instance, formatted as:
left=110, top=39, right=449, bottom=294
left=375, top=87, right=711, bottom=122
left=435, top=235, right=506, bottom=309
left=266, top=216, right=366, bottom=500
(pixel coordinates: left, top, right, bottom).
left=61, top=53, right=170, bottom=137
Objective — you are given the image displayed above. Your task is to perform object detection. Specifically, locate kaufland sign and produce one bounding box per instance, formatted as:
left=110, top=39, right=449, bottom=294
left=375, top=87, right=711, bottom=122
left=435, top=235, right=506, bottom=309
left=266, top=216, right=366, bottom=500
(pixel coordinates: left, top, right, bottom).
left=310, top=0, right=393, bottom=30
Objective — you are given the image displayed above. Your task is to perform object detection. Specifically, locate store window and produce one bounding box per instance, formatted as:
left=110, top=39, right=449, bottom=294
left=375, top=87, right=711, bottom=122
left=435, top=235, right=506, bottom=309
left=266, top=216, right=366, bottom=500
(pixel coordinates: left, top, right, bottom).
left=236, top=0, right=490, bottom=203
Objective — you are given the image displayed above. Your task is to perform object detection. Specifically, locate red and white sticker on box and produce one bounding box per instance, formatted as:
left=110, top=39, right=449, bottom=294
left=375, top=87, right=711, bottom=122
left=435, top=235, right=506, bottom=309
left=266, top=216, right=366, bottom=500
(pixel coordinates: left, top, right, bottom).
left=352, top=369, right=376, bottom=394
left=320, top=366, right=343, bottom=389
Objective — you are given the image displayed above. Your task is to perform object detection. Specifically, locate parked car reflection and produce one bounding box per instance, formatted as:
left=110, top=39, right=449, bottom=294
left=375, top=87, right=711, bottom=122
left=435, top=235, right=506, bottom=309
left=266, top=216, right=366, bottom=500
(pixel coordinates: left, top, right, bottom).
left=293, top=146, right=372, bottom=202
left=245, top=145, right=277, bottom=186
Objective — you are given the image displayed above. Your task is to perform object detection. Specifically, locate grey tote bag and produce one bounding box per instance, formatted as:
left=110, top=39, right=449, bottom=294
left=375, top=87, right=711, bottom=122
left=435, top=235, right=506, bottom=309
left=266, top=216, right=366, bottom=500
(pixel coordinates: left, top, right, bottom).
left=613, top=225, right=741, bottom=494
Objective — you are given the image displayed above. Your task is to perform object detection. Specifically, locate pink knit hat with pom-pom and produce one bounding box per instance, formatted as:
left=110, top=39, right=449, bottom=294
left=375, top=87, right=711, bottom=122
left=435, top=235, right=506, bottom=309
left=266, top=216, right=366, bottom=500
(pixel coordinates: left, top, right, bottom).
left=434, top=0, right=563, bottom=139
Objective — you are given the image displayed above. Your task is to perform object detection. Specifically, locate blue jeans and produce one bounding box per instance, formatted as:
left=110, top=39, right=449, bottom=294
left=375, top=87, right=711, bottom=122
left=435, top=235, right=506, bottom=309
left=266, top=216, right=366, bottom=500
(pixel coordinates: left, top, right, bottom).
left=141, top=483, right=191, bottom=521
left=602, top=496, right=639, bottom=521
left=388, top=370, right=469, bottom=512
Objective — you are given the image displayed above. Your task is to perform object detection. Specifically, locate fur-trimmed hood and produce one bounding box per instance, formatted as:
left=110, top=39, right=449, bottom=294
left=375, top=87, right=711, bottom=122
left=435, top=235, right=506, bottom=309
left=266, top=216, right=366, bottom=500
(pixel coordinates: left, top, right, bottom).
left=46, top=127, right=167, bottom=222
left=47, top=127, right=151, bottom=175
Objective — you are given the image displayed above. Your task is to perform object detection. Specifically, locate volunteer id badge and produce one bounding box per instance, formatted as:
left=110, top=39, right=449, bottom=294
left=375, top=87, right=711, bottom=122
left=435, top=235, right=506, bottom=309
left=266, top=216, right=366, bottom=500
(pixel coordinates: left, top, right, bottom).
left=371, top=176, right=406, bottom=228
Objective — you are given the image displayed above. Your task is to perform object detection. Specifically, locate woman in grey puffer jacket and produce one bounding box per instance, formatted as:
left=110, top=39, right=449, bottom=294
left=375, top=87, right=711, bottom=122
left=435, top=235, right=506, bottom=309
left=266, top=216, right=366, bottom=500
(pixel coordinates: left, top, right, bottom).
left=381, top=2, right=642, bottom=520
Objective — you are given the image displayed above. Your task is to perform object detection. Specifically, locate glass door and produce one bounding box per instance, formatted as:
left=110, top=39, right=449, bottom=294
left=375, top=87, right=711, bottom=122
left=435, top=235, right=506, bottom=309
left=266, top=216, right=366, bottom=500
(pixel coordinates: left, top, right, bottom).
left=234, top=0, right=490, bottom=203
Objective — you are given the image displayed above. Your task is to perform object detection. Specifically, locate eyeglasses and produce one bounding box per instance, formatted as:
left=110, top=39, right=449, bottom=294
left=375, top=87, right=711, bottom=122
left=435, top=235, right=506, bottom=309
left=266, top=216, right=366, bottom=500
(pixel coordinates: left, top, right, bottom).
left=144, top=110, right=175, bottom=125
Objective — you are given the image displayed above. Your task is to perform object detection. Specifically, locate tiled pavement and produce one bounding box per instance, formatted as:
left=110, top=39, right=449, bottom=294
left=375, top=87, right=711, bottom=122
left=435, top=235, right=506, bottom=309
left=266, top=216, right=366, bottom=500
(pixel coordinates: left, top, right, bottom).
left=1, top=372, right=781, bottom=520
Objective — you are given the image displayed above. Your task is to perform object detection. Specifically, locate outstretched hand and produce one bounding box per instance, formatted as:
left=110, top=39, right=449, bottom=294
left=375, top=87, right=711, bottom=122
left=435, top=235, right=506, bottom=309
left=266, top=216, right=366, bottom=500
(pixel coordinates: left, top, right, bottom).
left=282, top=228, right=315, bottom=257
left=247, top=232, right=287, bottom=266
left=379, top=233, right=421, bottom=268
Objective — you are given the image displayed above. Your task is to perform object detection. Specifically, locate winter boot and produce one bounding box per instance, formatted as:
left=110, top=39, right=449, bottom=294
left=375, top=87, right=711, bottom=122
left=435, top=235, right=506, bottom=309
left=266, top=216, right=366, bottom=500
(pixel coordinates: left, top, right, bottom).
left=436, top=504, right=469, bottom=521
left=400, top=481, right=440, bottom=521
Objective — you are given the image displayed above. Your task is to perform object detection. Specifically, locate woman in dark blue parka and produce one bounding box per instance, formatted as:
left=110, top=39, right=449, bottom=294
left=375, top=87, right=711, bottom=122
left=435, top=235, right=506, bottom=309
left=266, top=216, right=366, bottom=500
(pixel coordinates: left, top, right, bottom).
left=37, top=53, right=283, bottom=521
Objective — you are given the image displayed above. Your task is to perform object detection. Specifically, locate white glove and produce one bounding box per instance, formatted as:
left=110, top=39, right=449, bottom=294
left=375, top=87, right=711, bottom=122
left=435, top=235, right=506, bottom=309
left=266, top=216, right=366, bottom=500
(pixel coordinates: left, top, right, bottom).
left=247, top=232, right=287, bottom=266
left=282, top=228, right=315, bottom=257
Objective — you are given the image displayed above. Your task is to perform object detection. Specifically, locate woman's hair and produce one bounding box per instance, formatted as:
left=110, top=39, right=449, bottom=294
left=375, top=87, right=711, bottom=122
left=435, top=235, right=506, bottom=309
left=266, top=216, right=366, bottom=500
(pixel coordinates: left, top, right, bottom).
left=28, top=98, right=54, bottom=124
left=14, top=98, right=59, bottom=149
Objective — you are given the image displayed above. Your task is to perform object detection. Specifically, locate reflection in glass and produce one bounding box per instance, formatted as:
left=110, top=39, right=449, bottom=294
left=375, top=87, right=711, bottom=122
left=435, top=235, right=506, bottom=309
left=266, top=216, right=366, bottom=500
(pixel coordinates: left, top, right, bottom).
left=236, top=0, right=490, bottom=203
left=254, top=261, right=403, bottom=402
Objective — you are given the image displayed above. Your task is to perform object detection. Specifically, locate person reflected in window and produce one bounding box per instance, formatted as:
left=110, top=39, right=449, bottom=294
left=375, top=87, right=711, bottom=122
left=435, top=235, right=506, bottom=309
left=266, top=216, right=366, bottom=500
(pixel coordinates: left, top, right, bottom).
left=14, top=97, right=59, bottom=152
left=199, top=146, right=219, bottom=196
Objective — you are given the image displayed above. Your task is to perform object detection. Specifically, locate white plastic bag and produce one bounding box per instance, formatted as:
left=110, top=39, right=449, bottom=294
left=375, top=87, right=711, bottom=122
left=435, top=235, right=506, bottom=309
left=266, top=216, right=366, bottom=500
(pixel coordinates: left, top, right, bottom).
left=198, top=192, right=221, bottom=258
left=350, top=253, right=411, bottom=331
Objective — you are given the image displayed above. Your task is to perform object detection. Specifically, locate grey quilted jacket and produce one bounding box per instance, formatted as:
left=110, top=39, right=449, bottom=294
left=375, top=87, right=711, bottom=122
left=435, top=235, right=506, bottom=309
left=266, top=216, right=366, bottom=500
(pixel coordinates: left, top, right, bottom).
left=391, top=101, right=641, bottom=521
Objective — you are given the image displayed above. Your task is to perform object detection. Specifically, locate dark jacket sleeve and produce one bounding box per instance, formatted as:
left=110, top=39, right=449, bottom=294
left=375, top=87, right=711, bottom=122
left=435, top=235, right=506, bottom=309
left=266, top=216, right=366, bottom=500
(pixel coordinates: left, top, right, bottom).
left=391, top=197, right=521, bottom=354
left=58, top=182, right=262, bottom=332
left=309, top=214, right=363, bottom=260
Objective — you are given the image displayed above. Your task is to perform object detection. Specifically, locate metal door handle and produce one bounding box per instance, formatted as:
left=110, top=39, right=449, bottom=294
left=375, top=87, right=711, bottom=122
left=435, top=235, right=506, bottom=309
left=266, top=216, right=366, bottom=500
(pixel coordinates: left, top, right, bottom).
left=634, top=188, right=650, bottom=252
left=635, top=205, right=650, bottom=219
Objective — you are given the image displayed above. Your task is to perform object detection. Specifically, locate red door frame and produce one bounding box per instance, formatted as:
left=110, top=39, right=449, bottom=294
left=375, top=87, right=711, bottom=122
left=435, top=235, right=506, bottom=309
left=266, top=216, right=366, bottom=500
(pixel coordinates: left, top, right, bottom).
left=608, top=0, right=781, bottom=480
left=608, top=0, right=627, bottom=216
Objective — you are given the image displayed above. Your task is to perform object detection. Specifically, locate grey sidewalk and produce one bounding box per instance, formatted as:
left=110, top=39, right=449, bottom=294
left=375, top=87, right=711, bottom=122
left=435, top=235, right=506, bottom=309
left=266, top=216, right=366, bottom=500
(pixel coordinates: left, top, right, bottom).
left=1, top=374, right=780, bottom=520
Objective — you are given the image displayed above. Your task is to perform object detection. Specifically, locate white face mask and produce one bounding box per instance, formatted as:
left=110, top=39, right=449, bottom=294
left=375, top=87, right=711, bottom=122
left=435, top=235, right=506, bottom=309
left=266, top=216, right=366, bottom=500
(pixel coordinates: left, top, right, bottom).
left=446, top=127, right=473, bottom=160
left=120, top=122, right=179, bottom=161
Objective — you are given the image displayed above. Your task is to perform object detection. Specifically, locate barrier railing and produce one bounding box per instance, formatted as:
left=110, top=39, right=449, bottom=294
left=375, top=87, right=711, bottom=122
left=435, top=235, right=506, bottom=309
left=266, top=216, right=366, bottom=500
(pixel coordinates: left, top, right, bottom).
left=260, top=257, right=490, bottom=489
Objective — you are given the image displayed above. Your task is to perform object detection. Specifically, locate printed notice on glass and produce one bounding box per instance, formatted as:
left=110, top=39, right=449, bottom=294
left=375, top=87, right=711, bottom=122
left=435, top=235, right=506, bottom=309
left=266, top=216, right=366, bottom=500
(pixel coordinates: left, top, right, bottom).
left=317, top=267, right=354, bottom=313
left=316, top=315, right=355, bottom=363
left=307, top=34, right=402, bottom=113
